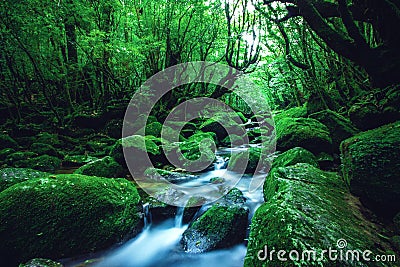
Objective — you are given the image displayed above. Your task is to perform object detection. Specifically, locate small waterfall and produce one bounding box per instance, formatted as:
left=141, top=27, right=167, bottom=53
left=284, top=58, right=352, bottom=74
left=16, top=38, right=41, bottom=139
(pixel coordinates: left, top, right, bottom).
left=213, top=155, right=226, bottom=170
left=174, top=206, right=185, bottom=228
left=143, top=203, right=152, bottom=229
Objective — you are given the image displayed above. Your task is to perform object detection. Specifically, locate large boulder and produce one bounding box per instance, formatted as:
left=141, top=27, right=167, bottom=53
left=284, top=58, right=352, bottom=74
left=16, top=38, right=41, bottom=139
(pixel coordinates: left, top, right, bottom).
left=16, top=155, right=62, bottom=172
left=276, top=117, right=332, bottom=155
left=30, top=143, right=61, bottom=158
left=199, top=112, right=244, bottom=143
left=245, top=163, right=395, bottom=266
left=309, top=110, right=359, bottom=152
left=271, top=147, right=318, bottom=170
left=341, top=121, right=400, bottom=217
left=181, top=188, right=248, bottom=253
left=109, top=135, right=160, bottom=172
left=0, top=168, right=49, bottom=192
left=228, top=147, right=268, bottom=173
left=273, top=106, right=307, bottom=122
left=0, top=174, right=142, bottom=265
left=74, top=156, right=124, bottom=178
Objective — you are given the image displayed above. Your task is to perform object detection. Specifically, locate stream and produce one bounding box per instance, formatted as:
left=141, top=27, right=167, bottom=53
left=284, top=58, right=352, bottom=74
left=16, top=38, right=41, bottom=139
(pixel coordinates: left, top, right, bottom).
left=64, top=146, right=266, bottom=267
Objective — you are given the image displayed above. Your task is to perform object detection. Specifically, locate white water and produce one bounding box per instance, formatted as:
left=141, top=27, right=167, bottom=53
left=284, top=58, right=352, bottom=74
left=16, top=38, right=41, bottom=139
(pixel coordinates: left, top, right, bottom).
left=89, top=147, right=265, bottom=267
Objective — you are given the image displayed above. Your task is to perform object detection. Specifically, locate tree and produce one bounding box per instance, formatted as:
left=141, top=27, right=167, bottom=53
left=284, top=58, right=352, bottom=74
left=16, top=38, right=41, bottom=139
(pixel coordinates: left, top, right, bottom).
left=256, top=0, right=400, bottom=88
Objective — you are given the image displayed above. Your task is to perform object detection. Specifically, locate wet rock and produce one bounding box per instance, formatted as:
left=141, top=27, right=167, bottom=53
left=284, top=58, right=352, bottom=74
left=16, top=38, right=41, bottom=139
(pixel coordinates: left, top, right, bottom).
left=276, top=117, right=332, bottom=154
left=0, top=174, right=142, bottom=265
left=20, top=258, right=63, bottom=267
left=245, top=163, right=394, bottom=267
left=181, top=204, right=248, bottom=253
left=341, top=121, right=400, bottom=217
left=74, top=156, right=124, bottom=178
left=0, top=167, right=49, bottom=192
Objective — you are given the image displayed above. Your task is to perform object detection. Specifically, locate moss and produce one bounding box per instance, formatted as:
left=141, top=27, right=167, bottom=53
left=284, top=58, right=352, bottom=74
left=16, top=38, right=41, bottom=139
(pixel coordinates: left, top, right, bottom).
left=210, top=177, right=225, bottom=184
left=0, top=148, right=15, bottom=161
left=19, top=258, right=63, bottom=267
left=0, top=134, right=18, bottom=149
left=221, top=134, right=244, bottom=146
left=109, top=135, right=160, bottom=169
left=17, top=155, right=62, bottom=172
left=229, top=147, right=268, bottom=173
left=0, top=168, right=50, bottom=192
left=394, top=213, right=400, bottom=233
left=6, top=151, right=37, bottom=166
left=309, top=110, right=359, bottom=152
left=0, top=174, right=142, bottom=265
left=348, top=103, right=382, bottom=131
left=181, top=204, right=248, bottom=253
left=271, top=147, right=318, bottom=170
left=276, top=117, right=332, bottom=154
left=74, top=156, right=123, bottom=178
left=35, top=132, right=62, bottom=148
left=199, top=112, right=244, bottom=142
left=30, top=143, right=60, bottom=158
left=273, top=106, right=307, bottom=123
left=245, top=163, right=394, bottom=267
left=341, top=121, right=400, bottom=217
left=62, top=154, right=98, bottom=168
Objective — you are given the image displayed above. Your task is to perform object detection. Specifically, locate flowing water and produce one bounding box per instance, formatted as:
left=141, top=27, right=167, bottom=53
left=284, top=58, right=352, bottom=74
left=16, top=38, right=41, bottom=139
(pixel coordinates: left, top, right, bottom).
left=64, top=146, right=266, bottom=267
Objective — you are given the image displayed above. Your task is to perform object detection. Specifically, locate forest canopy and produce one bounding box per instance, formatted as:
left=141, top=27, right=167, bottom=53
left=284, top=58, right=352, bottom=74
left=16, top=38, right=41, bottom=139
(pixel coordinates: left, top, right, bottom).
left=0, top=0, right=399, bottom=126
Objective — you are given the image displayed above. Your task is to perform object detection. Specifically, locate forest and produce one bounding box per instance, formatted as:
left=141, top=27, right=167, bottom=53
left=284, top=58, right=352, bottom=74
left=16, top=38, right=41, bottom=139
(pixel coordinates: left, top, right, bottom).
left=0, top=0, right=399, bottom=266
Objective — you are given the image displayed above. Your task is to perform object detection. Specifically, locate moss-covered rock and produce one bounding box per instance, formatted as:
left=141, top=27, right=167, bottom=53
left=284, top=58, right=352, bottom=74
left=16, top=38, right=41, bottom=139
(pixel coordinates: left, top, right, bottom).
left=348, top=103, right=382, bottom=131
left=341, top=121, right=400, bottom=217
left=309, top=110, right=359, bottom=152
left=0, top=148, right=15, bottom=161
left=273, top=106, right=307, bottom=123
left=6, top=151, right=37, bottom=166
left=0, top=174, right=142, bottom=265
left=74, top=156, right=124, bottom=178
left=17, top=155, right=62, bottom=172
left=276, top=117, right=332, bottom=154
left=62, top=154, right=98, bottom=168
left=0, top=134, right=18, bottom=149
left=181, top=204, right=248, bottom=253
left=199, top=112, right=244, bottom=143
left=19, top=258, right=63, bottom=267
left=271, top=147, right=318, bottom=170
left=0, top=168, right=49, bottom=192
left=245, top=163, right=394, bottom=267
left=109, top=135, right=160, bottom=172
left=35, top=132, right=62, bottom=148
left=228, top=147, right=268, bottom=173
left=30, top=143, right=61, bottom=158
